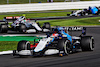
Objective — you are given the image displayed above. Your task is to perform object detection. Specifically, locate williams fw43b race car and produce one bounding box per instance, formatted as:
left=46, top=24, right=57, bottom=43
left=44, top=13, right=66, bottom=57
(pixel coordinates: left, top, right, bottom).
left=13, top=27, right=94, bottom=57
left=0, top=16, right=51, bottom=33
left=67, top=6, right=100, bottom=17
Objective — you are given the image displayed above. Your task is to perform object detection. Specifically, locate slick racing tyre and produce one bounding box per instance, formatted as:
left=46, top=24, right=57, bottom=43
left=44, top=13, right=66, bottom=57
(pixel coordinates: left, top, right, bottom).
left=81, top=36, right=94, bottom=51
left=71, top=11, right=74, bottom=13
left=17, top=40, right=31, bottom=51
left=0, top=24, right=8, bottom=33
left=57, top=38, right=71, bottom=56
left=42, top=22, right=51, bottom=29
left=19, top=24, right=26, bottom=33
left=67, top=14, right=70, bottom=16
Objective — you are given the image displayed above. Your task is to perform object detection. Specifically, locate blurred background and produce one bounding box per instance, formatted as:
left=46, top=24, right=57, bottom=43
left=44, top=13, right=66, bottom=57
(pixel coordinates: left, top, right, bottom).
left=0, top=0, right=100, bottom=4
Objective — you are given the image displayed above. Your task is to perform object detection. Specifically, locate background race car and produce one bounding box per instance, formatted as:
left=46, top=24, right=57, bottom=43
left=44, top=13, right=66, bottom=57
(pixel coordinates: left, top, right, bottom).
left=67, top=6, right=100, bottom=17
left=0, top=16, right=51, bottom=33
left=13, top=27, right=94, bottom=57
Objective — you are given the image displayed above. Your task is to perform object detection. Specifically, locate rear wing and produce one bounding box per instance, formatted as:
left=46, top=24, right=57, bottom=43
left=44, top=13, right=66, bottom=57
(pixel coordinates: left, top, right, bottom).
left=66, top=27, right=86, bottom=35
left=3, top=16, right=20, bottom=21
left=67, top=27, right=83, bottom=31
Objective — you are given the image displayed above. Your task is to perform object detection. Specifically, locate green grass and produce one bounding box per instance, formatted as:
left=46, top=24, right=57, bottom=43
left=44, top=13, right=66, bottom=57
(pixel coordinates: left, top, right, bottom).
left=0, top=11, right=70, bottom=20
left=0, top=41, right=18, bottom=51
left=38, top=17, right=100, bottom=26
left=0, top=36, right=42, bottom=51
left=1, top=11, right=100, bottom=26
left=0, top=17, right=100, bottom=51
left=0, top=36, right=42, bottom=41
left=0, top=10, right=100, bottom=51
left=0, top=41, right=36, bottom=51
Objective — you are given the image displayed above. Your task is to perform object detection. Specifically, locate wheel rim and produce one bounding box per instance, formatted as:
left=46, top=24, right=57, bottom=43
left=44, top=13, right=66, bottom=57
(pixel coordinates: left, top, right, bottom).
left=20, top=25, right=26, bottom=32
left=45, top=24, right=50, bottom=29
left=25, top=41, right=30, bottom=50
left=90, top=37, right=94, bottom=50
left=64, top=40, right=70, bottom=54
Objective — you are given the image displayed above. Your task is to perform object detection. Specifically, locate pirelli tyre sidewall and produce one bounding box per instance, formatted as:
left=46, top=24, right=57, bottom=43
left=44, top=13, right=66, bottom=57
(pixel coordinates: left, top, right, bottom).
left=19, top=24, right=26, bottom=33
left=17, top=40, right=31, bottom=51
left=57, top=38, right=70, bottom=55
left=81, top=36, right=94, bottom=51
left=43, top=22, right=51, bottom=29
left=0, top=24, right=8, bottom=33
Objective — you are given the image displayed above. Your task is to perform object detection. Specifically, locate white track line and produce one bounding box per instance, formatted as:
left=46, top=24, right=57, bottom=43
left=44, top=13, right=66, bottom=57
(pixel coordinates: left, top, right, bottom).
left=0, top=51, right=13, bottom=55
left=2, top=34, right=47, bottom=37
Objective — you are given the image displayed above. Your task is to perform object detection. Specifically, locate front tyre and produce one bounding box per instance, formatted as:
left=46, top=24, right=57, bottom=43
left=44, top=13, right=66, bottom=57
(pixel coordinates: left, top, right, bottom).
left=81, top=36, right=94, bottom=51
left=17, top=40, right=31, bottom=51
left=57, top=38, right=71, bottom=56
left=19, top=24, right=26, bottom=33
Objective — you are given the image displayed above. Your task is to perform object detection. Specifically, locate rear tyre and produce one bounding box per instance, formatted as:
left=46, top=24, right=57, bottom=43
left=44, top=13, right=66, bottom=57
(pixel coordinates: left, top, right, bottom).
left=19, top=24, right=26, bottom=33
left=80, top=12, right=85, bottom=16
left=17, top=40, right=30, bottom=51
left=0, top=24, right=8, bottom=33
left=81, top=36, right=94, bottom=51
left=42, top=22, right=51, bottom=29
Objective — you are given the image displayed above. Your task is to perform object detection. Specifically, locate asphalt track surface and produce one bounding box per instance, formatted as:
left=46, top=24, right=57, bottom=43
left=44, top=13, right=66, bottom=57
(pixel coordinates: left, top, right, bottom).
left=30, top=15, right=100, bottom=21
left=0, top=27, right=100, bottom=67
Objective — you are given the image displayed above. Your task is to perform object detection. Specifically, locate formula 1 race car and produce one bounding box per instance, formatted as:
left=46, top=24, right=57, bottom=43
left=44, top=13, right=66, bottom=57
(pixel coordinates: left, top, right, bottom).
left=67, top=6, right=100, bottom=17
left=13, top=27, right=94, bottom=57
left=0, top=16, right=51, bottom=33
left=67, top=10, right=86, bottom=17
